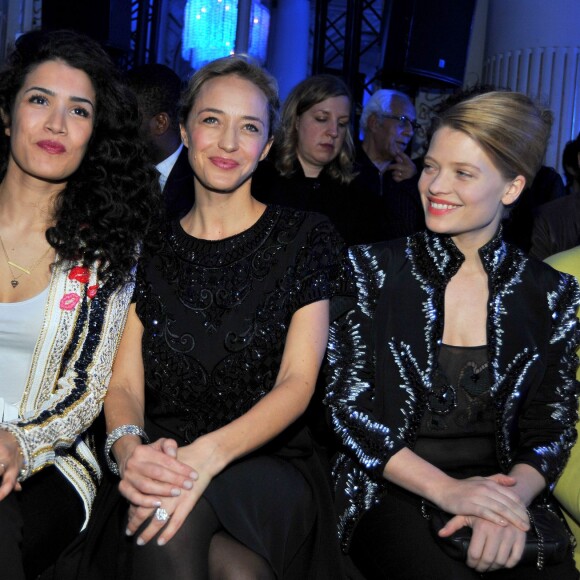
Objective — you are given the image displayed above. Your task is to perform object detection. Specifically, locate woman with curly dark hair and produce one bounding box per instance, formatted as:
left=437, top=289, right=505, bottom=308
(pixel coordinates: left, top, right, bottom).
left=0, top=29, right=159, bottom=579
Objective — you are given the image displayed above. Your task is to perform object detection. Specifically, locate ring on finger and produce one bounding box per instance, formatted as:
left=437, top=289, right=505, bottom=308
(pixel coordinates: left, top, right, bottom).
left=154, top=507, right=170, bottom=522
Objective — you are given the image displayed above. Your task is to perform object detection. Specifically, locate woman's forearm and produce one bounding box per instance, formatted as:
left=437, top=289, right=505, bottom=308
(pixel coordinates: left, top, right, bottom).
left=507, top=463, right=546, bottom=506
left=383, top=447, right=455, bottom=504
left=383, top=447, right=530, bottom=530
left=104, top=385, right=146, bottom=469
left=194, top=374, right=315, bottom=474
left=182, top=300, right=328, bottom=475
left=103, top=303, right=147, bottom=470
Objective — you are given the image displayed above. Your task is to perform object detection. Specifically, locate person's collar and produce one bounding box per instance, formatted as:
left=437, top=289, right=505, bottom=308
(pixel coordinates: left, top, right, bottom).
left=372, top=159, right=392, bottom=174
left=156, top=143, right=184, bottom=189
left=361, top=138, right=391, bottom=173
left=410, top=227, right=508, bottom=286
left=293, top=160, right=329, bottom=181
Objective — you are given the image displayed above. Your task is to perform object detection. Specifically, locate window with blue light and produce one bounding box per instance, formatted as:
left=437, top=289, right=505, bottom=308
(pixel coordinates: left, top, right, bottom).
left=182, top=0, right=270, bottom=69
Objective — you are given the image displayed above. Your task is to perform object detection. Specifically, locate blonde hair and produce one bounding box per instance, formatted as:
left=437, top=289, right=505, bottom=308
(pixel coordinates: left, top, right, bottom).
left=437, top=91, right=552, bottom=186
left=275, top=74, right=356, bottom=184
left=179, top=55, right=280, bottom=138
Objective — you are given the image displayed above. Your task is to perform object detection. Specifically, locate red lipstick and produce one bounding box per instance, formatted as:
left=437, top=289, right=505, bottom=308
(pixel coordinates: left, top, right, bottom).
left=37, top=140, right=66, bottom=154
left=210, top=157, right=239, bottom=169
left=426, top=198, right=461, bottom=216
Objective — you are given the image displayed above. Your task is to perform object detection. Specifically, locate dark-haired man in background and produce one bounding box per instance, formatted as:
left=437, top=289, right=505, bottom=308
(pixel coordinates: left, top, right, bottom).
left=127, top=64, right=194, bottom=218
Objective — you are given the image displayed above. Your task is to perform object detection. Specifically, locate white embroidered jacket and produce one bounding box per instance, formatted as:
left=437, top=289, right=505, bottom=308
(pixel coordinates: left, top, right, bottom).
left=0, top=261, right=133, bottom=527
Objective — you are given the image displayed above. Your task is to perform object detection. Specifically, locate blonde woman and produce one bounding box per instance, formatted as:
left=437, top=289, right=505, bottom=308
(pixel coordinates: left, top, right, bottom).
left=96, top=56, right=350, bottom=579
left=327, top=92, right=580, bottom=579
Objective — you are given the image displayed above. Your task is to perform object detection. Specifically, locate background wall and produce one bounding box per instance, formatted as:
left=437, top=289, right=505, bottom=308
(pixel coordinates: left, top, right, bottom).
left=464, top=0, right=488, bottom=87
left=0, top=0, right=578, bottom=174
left=484, top=0, right=580, bottom=172
left=486, top=0, right=580, bottom=53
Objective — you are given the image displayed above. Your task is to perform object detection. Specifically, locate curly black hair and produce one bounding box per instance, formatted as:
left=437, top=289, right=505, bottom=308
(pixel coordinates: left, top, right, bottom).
left=0, top=29, right=161, bottom=284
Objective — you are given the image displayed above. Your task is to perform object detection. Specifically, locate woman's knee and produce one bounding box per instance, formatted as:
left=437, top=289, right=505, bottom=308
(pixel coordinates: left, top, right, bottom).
left=209, top=531, right=275, bottom=580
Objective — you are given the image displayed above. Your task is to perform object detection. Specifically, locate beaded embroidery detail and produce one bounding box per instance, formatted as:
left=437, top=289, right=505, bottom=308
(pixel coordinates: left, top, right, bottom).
left=327, top=230, right=580, bottom=551
left=2, top=261, right=134, bottom=526
left=135, top=206, right=352, bottom=444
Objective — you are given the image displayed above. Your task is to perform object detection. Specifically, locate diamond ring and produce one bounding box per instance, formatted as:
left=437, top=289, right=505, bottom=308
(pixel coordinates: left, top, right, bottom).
left=154, top=507, right=170, bottom=522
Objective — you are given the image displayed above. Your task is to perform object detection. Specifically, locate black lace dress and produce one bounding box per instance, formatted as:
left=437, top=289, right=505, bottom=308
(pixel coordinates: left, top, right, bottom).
left=132, top=205, right=350, bottom=578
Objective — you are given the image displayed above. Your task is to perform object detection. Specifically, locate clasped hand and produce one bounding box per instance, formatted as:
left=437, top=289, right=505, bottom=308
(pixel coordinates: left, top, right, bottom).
left=435, top=473, right=530, bottom=572
left=436, top=473, right=529, bottom=532
left=440, top=515, right=527, bottom=572
left=119, top=436, right=219, bottom=546
left=118, top=437, right=196, bottom=506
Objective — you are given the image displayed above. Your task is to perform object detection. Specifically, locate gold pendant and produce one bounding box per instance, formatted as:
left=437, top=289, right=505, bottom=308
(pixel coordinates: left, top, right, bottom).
left=8, top=261, right=31, bottom=274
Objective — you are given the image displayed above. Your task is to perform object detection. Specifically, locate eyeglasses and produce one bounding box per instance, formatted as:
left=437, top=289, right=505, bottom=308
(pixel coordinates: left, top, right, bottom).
left=380, top=114, right=420, bottom=131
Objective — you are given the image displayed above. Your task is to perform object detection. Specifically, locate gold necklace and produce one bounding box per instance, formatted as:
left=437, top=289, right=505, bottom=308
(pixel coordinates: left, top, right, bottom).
left=0, top=234, right=51, bottom=288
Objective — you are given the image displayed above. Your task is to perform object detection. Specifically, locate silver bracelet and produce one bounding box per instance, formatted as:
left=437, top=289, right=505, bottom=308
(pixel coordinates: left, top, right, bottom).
left=104, top=424, right=149, bottom=476
left=0, top=425, right=29, bottom=481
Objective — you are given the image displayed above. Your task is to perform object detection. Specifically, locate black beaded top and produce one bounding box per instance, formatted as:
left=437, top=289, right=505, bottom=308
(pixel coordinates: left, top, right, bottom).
left=135, top=205, right=350, bottom=444
left=414, top=344, right=499, bottom=478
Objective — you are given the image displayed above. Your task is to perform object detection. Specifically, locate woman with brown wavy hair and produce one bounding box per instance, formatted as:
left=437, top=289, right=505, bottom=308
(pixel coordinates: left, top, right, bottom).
left=252, top=74, right=357, bottom=243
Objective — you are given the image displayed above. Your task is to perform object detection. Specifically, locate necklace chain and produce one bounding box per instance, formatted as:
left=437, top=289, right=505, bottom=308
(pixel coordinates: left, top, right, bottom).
left=0, top=234, right=51, bottom=288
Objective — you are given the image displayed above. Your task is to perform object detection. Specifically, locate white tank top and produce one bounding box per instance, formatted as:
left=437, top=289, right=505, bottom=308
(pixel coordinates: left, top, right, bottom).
left=0, top=286, right=49, bottom=420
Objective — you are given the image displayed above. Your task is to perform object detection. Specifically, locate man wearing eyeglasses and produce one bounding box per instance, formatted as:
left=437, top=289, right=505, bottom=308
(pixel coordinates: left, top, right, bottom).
left=360, top=89, right=419, bottom=182
left=348, top=89, right=425, bottom=244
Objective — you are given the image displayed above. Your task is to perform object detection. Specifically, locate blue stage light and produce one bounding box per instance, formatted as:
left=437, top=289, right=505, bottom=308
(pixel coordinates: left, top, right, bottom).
left=183, top=0, right=270, bottom=69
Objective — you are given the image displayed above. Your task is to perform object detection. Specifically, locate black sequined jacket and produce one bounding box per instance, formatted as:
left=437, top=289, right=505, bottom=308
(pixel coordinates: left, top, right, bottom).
left=325, top=229, right=580, bottom=552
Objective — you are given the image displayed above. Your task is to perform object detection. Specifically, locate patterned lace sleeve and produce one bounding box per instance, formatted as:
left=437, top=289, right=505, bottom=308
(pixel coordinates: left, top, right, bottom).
left=515, top=272, right=580, bottom=488
left=2, top=274, right=134, bottom=480
left=325, top=245, right=402, bottom=479
left=291, top=216, right=354, bottom=312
